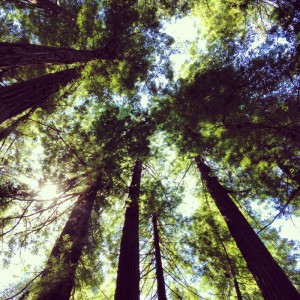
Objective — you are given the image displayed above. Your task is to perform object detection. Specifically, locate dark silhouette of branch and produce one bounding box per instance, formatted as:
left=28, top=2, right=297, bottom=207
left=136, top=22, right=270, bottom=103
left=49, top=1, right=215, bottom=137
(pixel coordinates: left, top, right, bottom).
left=4, top=271, right=43, bottom=300
left=256, top=185, right=300, bottom=235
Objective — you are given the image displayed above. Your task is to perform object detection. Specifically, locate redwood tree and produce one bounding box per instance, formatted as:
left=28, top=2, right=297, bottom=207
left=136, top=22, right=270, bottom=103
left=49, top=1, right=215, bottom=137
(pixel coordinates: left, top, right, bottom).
left=0, top=67, right=80, bottom=124
left=0, top=42, right=112, bottom=71
left=152, top=214, right=167, bottom=300
left=32, top=175, right=103, bottom=300
left=195, top=156, right=300, bottom=300
left=115, top=160, right=142, bottom=300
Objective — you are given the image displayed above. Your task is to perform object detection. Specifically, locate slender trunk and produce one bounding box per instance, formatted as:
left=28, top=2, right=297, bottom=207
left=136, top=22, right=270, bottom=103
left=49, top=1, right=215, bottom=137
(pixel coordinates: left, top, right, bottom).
left=0, top=42, right=110, bottom=71
left=218, top=233, right=243, bottom=300
left=33, top=176, right=102, bottom=300
left=152, top=214, right=167, bottom=300
left=9, top=0, right=74, bottom=19
left=0, top=67, right=80, bottom=124
left=115, top=160, right=142, bottom=300
left=205, top=200, right=244, bottom=299
left=195, top=156, right=300, bottom=300
left=225, top=252, right=243, bottom=300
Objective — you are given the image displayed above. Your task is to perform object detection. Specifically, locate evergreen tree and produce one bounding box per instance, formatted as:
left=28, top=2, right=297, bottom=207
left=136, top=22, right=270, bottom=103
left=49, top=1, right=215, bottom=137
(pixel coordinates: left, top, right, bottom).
left=115, top=160, right=142, bottom=300
left=1, top=1, right=300, bottom=299
left=31, top=175, right=104, bottom=300
left=0, top=67, right=81, bottom=124
left=195, top=156, right=300, bottom=299
left=152, top=213, right=167, bottom=300
left=0, top=42, right=114, bottom=70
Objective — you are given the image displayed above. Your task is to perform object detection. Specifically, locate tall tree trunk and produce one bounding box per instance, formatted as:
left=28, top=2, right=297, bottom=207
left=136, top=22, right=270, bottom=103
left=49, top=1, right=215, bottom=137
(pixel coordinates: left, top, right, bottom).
left=0, top=67, right=80, bottom=124
left=33, top=176, right=102, bottom=300
left=195, top=156, right=300, bottom=300
left=115, top=160, right=142, bottom=300
left=8, top=0, right=74, bottom=19
left=152, top=214, right=167, bottom=300
left=0, top=42, right=111, bottom=71
left=205, top=199, right=244, bottom=299
left=215, top=229, right=243, bottom=300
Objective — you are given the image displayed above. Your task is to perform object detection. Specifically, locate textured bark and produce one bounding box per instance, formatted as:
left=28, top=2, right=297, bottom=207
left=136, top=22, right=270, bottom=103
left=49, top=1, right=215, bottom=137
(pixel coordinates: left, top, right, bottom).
left=34, top=176, right=102, bottom=300
left=152, top=214, right=167, bottom=300
left=0, top=42, right=109, bottom=71
left=8, top=0, right=74, bottom=18
left=0, top=67, right=80, bottom=124
left=195, top=156, right=300, bottom=300
left=115, top=160, right=142, bottom=300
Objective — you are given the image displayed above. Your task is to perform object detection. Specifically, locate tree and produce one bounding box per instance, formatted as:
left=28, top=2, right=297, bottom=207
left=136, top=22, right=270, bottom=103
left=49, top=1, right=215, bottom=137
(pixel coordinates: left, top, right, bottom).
left=195, top=156, right=300, bottom=300
left=1, top=0, right=300, bottom=299
left=0, top=42, right=114, bottom=71
left=31, top=175, right=104, bottom=300
left=138, top=159, right=200, bottom=299
left=115, top=160, right=142, bottom=300
left=0, top=67, right=80, bottom=124
left=152, top=213, right=167, bottom=300
left=203, top=214, right=244, bottom=300
left=184, top=200, right=263, bottom=298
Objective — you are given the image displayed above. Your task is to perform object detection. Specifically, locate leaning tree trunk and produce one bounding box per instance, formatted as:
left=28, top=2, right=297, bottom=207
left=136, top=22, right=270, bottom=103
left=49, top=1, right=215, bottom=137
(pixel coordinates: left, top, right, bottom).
left=195, top=156, right=300, bottom=300
left=8, top=0, right=74, bottom=19
left=33, top=176, right=102, bottom=300
left=152, top=214, right=167, bottom=300
left=0, top=42, right=111, bottom=71
left=115, top=160, right=142, bottom=300
left=0, top=67, right=80, bottom=124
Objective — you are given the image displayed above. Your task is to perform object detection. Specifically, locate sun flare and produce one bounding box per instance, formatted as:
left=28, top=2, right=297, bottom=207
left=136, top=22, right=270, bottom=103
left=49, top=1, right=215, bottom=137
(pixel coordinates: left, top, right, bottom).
left=38, top=183, right=58, bottom=200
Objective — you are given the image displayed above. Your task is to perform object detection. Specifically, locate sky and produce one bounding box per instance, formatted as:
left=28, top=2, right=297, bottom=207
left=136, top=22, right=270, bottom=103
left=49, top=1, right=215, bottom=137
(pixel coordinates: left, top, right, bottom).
left=163, top=16, right=203, bottom=77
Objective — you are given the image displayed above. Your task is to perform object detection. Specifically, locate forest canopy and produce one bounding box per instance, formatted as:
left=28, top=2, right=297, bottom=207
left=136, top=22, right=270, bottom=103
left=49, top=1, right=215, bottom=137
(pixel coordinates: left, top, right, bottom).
left=0, top=0, right=300, bottom=299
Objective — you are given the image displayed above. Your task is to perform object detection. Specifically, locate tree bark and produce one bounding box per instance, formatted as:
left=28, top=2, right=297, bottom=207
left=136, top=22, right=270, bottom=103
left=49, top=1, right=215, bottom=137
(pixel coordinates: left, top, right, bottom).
left=152, top=214, right=167, bottom=300
left=33, top=176, right=102, bottom=300
left=115, top=160, right=142, bottom=300
left=0, top=42, right=111, bottom=71
left=0, top=67, right=80, bottom=124
left=195, top=156, right=300, bottom=300
left=7, top=0, right=74, bottom=19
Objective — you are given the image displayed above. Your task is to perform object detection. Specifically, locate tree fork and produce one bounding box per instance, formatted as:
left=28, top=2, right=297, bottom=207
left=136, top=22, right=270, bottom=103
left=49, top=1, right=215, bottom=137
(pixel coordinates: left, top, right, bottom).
left=115, top=160, right=142, bottom=300
left=195, top=156, right=300, bottom=300
left=0, top=67, right=80, bottom=124
left=32, top=175, right=103, bottom=300
left=152, top=214, right=167, bottom=300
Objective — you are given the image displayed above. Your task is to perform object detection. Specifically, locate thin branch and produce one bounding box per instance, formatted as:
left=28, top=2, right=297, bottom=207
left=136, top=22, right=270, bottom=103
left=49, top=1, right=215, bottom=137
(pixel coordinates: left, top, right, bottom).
left=4, top=271, right=43, bottom=300
left=176, top=161, right=192, bottom=192
left=256, top=185, right=300, bottom=234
